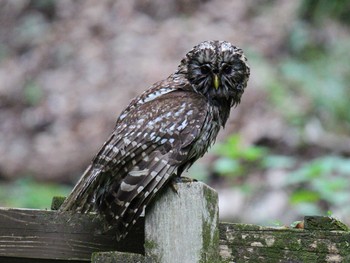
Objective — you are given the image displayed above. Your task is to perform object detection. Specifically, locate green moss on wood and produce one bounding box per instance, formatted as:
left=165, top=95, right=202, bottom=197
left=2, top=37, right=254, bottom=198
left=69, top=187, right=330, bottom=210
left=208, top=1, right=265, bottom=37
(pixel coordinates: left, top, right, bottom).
left=144, top=239, right=157, bottom=251
left=144, top=239, right=161, bottom=262
left=220, top=220, right=350, bottom=263
left=200, top=185, right=220, bottom=263
left=304, top=216, right=350, bottom=231
left=92, top=251, right=145, bottom=263
left=50, top=196, right=66, bottom=210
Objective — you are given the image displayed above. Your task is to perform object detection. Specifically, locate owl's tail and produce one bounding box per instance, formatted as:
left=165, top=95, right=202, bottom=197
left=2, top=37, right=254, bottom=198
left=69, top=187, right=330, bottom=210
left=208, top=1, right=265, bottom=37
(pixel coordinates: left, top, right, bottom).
left=59, top=165, right=99, bottom=213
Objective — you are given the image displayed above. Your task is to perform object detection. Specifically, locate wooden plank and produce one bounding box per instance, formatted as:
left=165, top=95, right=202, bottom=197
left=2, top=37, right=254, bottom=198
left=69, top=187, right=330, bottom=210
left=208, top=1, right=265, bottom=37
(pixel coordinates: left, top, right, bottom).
left=0, top=208, right=144, bottom=261
left=0, top=257, right=87, bottom=263
left=219, top=220, right=350, bottom=263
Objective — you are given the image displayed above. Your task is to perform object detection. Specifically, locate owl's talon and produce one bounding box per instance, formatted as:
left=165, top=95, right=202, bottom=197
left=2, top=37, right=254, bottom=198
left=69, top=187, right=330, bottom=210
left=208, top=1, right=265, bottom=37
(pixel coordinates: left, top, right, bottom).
left=171, top=176, right=197, bottom=194
left=171, top=180, right=179, bottom=194
left=179, top=176, right=197, bottom=183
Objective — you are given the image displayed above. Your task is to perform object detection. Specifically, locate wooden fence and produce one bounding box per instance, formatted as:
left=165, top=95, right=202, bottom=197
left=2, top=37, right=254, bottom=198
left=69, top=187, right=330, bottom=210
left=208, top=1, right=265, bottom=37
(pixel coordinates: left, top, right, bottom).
left=0, top=182, right=349, bottom=263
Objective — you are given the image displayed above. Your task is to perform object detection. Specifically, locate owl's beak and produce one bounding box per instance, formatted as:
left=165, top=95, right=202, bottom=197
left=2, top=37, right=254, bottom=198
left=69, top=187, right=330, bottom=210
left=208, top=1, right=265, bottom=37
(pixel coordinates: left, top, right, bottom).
left=213, top=74, right=220, bottom=90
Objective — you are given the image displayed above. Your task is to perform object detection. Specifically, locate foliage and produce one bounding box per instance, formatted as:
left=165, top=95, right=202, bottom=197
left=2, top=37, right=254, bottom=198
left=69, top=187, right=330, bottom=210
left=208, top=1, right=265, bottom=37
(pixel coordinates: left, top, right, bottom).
left=0, top=177, right=70, bottom=209
left=259, top=7, right=350, bottom=135
left=286, top=156, right=350, bottom=215
left=279, top=39, right=350, bottom=133
left=240, top=1, right=350, bottom=218
left=213, top=134, right=350, bottom=218
left=299, top=0, right=350, bottom=25
left=212, top=135, right=267, bottom=178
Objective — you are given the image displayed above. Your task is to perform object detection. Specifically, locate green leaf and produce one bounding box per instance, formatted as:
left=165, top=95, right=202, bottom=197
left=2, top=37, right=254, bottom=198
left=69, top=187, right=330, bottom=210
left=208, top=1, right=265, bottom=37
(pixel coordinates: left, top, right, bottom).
left=241, top=146, right=266, bottom=161
left=290, top=190, right=320, bottom=204
left=213, top=158, right=242, bottom=177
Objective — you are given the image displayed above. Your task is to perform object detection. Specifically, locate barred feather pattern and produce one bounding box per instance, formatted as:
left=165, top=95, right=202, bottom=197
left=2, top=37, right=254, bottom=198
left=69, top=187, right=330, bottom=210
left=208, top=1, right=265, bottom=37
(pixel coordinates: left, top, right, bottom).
left=59, top=40, right=250, bottom=240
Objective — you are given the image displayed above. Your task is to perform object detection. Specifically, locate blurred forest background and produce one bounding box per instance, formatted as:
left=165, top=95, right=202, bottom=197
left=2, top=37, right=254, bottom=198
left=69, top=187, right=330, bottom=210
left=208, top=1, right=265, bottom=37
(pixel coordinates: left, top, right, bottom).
left=0, top=0, right=350, bottom=226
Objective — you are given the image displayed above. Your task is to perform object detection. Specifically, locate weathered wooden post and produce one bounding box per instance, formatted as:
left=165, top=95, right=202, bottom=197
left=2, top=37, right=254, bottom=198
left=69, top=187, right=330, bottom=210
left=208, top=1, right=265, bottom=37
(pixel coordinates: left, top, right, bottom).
left=145, top=182, right=219, bottom=262
left=93, top=181, right=220, bottom=263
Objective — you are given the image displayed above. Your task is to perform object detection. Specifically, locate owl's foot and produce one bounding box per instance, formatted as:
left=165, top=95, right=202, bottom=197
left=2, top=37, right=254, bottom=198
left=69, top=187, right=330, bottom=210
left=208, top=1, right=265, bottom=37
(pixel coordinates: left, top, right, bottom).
left=170, top=176, right=197, bottom=193
left=178, top=176, right=197, bottom=183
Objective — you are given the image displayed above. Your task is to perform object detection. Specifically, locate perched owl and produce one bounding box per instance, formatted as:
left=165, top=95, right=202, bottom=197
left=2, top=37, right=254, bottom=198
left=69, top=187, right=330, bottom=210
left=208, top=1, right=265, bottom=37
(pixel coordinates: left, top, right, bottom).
left=59, top=40, right=250, bottom=240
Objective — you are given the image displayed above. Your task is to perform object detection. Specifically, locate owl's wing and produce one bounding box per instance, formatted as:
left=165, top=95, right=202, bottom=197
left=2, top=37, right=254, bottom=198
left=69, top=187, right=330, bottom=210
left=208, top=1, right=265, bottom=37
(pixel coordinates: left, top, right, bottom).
left=103, top=90, right=213, bottom=239
left=60, top=90, right=211, bottom=240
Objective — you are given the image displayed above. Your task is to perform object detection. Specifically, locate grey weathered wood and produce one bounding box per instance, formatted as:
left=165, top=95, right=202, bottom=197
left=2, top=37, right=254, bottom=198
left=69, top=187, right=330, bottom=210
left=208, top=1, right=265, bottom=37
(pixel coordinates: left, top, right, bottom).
left=1, top=183, right=350, bottom=262
left=144, top=181, right=219, bottom=263
left=0, top=208, right=144, bottom=262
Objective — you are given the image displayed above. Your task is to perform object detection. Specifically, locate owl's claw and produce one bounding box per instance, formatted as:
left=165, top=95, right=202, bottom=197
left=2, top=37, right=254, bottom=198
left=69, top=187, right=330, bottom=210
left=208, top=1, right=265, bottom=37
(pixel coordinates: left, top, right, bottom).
left=171, top=181, right=179, bottom=193
left=170, top=176, right=197, bottom=194
left=179, top=176, right=197, bottom=183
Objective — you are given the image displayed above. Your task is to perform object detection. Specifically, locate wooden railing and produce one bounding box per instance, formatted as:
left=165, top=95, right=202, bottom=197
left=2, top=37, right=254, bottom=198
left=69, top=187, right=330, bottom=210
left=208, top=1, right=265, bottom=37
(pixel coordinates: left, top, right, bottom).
left=0, top=182, right=349, bottom=262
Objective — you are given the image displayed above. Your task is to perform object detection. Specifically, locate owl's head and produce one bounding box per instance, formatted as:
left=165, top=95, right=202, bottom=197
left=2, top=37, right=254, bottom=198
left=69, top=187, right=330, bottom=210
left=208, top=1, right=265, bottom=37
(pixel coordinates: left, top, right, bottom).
left=178, top=40, right=250, bottom=107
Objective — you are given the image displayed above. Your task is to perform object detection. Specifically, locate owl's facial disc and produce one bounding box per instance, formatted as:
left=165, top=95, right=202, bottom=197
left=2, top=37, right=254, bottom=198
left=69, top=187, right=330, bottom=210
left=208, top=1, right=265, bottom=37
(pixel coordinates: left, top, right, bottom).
left=183, top=40, right=250, bottom=104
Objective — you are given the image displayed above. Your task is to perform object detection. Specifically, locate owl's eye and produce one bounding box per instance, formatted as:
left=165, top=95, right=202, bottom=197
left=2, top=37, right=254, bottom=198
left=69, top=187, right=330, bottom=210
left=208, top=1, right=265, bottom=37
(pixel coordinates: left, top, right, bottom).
left=200, top=65, right=211, bottom=75
left=222, top=64, right=233, bottom=75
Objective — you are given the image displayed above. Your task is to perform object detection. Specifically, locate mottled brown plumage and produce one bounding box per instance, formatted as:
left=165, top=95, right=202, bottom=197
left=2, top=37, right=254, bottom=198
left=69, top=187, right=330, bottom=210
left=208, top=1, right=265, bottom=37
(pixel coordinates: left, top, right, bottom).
left=59, top=40, right=250, bottom=240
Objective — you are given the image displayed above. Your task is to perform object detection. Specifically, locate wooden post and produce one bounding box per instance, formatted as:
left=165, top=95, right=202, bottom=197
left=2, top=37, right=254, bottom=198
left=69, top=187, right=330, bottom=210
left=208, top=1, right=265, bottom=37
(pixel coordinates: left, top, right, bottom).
left=144, top=182, right=220, bottom=263
left=93, top=182, right=220, bottom=263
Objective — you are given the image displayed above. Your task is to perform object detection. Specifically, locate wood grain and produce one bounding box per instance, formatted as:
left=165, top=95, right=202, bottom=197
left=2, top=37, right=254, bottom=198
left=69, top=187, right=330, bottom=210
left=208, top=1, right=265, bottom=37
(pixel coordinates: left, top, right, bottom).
left=0, top=208, right=144, bottom=262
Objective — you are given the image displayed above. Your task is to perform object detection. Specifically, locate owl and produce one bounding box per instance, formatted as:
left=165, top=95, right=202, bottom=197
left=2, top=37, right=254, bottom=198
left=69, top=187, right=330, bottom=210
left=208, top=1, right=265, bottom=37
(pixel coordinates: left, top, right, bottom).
left=59, top=40, right=250, bottom=240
